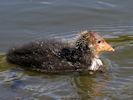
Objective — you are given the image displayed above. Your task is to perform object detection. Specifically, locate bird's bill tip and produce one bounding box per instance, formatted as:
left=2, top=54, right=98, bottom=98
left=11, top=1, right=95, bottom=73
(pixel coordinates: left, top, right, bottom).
left=104, top=42, right=115, bottom=52
left=107, top=46, right=115, bottom=52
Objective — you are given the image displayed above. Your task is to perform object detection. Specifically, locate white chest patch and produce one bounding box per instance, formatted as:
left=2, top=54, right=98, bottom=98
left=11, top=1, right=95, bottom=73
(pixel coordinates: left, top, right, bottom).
left=89, top=58, right=103, bottom=71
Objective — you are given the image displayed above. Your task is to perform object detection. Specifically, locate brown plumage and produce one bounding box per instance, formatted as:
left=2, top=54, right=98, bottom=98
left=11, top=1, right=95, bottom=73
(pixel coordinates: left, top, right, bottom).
left=6, top=31, right=114, bottom=73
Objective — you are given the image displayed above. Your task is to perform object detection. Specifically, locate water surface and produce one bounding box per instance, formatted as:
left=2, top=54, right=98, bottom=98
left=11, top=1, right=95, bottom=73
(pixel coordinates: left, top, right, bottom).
left=0, top=0, right=133, bottom=100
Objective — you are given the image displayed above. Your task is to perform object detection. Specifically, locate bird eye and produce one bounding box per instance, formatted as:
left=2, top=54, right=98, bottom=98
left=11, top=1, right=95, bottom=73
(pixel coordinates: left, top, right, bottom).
left=97, top=40, right=101, bottom=43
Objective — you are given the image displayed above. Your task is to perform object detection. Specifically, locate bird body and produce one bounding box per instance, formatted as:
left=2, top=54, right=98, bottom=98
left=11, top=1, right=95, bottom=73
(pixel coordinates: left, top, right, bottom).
left=6, top=31, right=114, bottom=73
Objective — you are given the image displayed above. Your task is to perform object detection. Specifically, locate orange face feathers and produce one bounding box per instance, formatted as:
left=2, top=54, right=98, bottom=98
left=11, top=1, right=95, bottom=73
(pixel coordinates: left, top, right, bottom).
left=90, top=32, right=114, bottom=55
left=79, top=31, right=114, bottom=55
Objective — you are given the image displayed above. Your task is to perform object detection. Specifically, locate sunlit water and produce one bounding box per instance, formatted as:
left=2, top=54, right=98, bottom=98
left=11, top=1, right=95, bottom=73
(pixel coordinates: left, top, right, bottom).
left=0, top=0, right=133, bottom=100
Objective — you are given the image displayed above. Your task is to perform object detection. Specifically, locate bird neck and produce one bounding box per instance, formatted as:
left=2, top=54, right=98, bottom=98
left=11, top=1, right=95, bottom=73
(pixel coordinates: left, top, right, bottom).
left=75, top=39, right=103, bottom=71
left=75, top=38, right=90, bottom=53
left=88, top=44, right=103, bottom=71
left=89, top=57, right=103, bottom=71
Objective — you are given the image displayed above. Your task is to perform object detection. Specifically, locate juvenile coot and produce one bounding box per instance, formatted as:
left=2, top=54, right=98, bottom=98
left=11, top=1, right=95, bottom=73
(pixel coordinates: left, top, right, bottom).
left=6, top=31, right=114, bottom=73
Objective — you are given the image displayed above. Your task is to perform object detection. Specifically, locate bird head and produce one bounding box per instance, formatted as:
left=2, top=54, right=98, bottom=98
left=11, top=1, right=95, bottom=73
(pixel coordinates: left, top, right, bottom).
left=78, top=31, right=114, bottom=56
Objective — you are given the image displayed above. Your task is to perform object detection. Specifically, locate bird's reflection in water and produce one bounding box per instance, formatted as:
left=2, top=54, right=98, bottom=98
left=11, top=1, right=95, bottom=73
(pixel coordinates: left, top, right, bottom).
left=73, top=73, right=110, bottom=100
left=1, top=67, right=111, bottom=100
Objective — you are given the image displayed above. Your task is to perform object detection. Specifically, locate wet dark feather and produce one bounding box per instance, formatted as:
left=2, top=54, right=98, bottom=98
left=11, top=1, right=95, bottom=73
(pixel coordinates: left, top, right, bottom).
left=6, top=39, right=92, bottom=73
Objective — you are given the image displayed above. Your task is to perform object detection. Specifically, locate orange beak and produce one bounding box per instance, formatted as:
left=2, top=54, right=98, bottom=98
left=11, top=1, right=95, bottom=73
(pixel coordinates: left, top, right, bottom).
left=103, top=41, right=115, bottom=52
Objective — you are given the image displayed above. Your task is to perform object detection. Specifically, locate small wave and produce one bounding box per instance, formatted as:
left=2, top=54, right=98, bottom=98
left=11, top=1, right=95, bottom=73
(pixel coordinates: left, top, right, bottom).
left=97, top=1, right=116, bottom=8
left=39, top=1, right=52, bottom=5
left=30, top=0, right=52, bottom=5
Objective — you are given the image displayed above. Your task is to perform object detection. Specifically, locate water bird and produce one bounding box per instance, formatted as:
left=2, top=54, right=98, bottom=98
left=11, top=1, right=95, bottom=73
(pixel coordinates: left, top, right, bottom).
left=6, top=31, right=114, bottom=73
